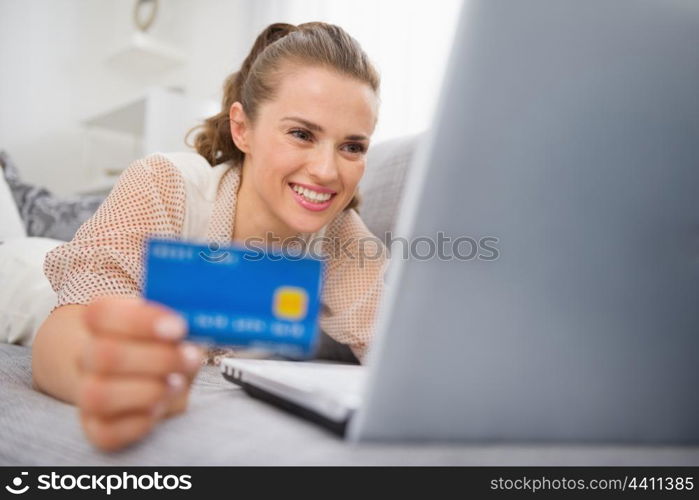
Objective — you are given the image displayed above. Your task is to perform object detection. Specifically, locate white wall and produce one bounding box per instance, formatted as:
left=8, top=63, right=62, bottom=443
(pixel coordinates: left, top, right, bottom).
left=0, top=0, right=251, bottom=195
left=0, top=0, right=460, bottom=195
left=1, top=0, right=85, bottom=195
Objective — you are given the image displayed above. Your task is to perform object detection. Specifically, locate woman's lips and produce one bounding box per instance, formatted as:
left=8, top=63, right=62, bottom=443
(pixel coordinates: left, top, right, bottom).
left=288, top=182, right=336, bottom=212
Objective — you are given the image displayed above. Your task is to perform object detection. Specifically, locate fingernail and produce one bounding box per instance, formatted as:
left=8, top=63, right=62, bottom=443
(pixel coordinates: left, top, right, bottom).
left=154, top=315, right=187, bottom=340
left=166, top=372, right=186, bottom=395
left=180, top=344, right=201, bottom=372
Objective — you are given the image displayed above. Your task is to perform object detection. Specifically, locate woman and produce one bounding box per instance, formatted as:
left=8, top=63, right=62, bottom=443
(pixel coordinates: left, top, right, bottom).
left=32, top=22, right=387, bottom=451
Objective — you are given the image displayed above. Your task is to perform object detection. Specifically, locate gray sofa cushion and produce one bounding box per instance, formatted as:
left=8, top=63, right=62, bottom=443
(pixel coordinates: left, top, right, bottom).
left=358, top=133, right=422, bottom=245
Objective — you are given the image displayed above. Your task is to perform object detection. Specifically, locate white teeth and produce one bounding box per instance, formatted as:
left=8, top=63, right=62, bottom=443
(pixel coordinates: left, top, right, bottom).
left=291, top=184, right=332, bottom=203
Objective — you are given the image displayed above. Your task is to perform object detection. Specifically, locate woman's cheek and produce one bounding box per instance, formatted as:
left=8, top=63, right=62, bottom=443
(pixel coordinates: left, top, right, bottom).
left=345, top=162, right=365, bottom=192
left=261, top=150, right=299, bottom=187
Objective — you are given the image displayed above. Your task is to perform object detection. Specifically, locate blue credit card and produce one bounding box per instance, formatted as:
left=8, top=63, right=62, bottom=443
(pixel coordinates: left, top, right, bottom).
left=142, top=237, right=324, bottom=359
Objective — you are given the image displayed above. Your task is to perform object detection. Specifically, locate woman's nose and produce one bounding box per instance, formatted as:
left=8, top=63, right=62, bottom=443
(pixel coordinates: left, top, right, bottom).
left=305, top=146, right=339, bottom=184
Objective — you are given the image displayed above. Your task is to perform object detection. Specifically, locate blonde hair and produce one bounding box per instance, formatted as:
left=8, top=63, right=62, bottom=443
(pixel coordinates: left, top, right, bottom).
left=188, top=22, right=380, bottom=211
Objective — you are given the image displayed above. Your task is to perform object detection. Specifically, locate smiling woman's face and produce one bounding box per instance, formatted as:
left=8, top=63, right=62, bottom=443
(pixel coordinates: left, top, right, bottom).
left=229, top=65, right=378, bottom=237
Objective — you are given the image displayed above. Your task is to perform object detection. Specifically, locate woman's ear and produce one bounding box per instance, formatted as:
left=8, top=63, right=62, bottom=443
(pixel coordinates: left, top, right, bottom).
left=229, top=102, right=250, bottom=153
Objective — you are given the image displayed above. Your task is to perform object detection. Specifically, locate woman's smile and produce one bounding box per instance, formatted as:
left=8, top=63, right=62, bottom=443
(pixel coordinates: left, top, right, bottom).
left=288, top=181, right=337, bottom=212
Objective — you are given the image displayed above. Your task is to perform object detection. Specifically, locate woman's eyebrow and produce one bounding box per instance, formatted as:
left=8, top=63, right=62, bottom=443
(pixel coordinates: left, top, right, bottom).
left=281, top=116, right=368, bottom=141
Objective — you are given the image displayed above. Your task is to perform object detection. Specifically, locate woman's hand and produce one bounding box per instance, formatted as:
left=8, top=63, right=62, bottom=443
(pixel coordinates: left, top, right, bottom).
left=76, top=296, right=203, bottom=451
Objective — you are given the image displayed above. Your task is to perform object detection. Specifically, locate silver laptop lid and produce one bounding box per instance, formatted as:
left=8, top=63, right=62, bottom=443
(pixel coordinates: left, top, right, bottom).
left=350, top=0, right=699, bottom=443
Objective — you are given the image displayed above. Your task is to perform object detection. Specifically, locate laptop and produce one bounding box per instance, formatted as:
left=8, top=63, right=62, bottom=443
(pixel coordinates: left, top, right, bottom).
left=221, top=0, right=699, bottom=443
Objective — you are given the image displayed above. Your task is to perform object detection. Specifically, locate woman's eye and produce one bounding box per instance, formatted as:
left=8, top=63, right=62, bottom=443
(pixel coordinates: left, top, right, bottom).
left=343, top=143, right=367, bottom=155
left=290, top=129, right=312, bottom=142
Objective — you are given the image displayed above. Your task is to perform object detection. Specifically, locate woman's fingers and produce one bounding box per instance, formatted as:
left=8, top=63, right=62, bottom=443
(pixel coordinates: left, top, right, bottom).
left=77, top=373, right=188, bottom=417
left=81, top=411, right=158, bottom=452
left=84, top=296, right=187, bottom=342
left=80, top=337, right=203, bottom=378
left=77, top=296, right=205, bottom=451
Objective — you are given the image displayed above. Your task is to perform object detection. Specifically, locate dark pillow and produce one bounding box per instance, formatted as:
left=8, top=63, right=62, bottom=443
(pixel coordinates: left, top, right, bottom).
left=0, top=151, right=105, bottom=241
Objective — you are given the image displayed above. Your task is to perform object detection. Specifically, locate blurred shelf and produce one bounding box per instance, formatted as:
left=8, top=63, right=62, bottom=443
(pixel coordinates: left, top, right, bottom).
left=82, top=86, right=217, bottom=150
left=80, top=87, right=218, bottom=189
left=83, top=94, right=148, bottom=136
left=106, top=32, right=186, bottom=75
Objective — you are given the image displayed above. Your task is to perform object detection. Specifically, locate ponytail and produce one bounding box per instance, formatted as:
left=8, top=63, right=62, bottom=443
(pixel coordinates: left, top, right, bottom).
left=188, top=23, right=297, bottom=166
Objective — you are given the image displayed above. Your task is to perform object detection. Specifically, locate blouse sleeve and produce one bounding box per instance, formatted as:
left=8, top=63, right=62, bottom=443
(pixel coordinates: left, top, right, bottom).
left=318, top=209, right=389, bottom=363
left=43, top=154, right=186, bottom=311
